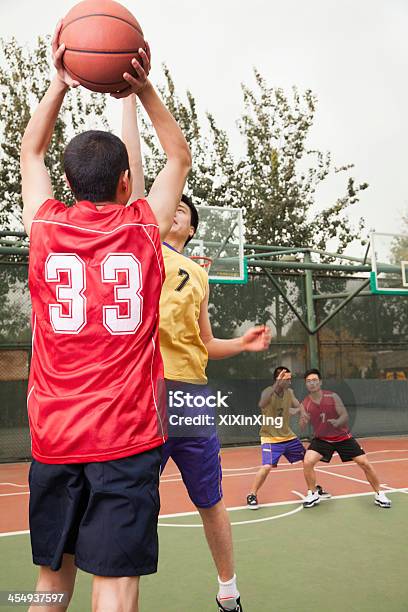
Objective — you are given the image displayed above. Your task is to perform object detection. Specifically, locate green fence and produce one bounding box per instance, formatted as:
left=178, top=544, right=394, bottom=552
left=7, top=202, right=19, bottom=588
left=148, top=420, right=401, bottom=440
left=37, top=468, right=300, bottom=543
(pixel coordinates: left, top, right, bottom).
left=1, top=262, right=407, bottom=461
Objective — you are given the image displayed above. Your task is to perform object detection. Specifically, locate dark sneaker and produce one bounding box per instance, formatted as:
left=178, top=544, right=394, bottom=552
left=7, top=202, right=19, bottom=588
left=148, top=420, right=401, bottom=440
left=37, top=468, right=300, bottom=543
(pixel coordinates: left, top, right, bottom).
left=316, top=484, right=332, bottom=499
left=246, top=493, right=258, bottom=509
left=217, top=596, right=243, bottom=611
left=303, top=490, right=320, bottom=508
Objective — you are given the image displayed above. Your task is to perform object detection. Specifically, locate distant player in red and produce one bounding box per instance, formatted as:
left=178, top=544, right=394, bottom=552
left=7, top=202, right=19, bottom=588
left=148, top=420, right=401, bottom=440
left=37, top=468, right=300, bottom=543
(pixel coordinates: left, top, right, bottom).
left=20, top=23, right=191, bottom=612
left=300, top=369, right=392, bottom=509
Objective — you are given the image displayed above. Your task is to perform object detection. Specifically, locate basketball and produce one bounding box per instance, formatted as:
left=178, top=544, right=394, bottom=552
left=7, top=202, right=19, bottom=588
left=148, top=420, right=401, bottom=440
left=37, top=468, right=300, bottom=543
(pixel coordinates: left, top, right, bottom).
left=59, top=0, right=146, bottom=94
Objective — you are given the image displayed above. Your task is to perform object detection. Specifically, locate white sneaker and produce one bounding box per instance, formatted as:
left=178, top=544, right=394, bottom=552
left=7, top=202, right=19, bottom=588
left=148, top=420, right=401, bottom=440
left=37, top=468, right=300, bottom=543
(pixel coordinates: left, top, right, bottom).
left=303, top=490, right=320, bottom=508
left=375, top=491, right=392, bottom=508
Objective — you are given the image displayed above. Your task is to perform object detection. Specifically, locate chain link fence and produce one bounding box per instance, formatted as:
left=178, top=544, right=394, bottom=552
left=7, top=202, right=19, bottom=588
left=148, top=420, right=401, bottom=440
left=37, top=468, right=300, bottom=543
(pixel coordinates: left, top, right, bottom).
left=1, top=263, right=407, bottom=460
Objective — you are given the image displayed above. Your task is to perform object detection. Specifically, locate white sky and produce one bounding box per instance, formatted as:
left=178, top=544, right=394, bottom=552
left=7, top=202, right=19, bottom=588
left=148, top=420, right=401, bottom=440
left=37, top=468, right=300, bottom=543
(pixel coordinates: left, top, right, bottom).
left=1, top=0, right=407, bottom=250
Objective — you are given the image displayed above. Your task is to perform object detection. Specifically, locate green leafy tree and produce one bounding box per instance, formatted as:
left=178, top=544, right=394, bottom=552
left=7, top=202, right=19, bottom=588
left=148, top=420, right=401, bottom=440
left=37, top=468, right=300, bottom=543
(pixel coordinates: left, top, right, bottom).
left=238, top=71, right=368, bottom=251
left=0, top=36, right=108, bottom=231
left=141, top=66, right=369, bottom=254
left=140, top=65, right=240, bottom=207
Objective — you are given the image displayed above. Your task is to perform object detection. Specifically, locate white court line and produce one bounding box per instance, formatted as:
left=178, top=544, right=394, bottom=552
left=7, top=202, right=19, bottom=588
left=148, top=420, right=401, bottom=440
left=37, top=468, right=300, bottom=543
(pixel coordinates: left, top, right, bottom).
left=1, top=489, right=407, bottom=537
left=0, top=530, right=29, bottom=538
left=160, top=457, right=408, bottom=483
left=316, top=469, right=408, bottom=494
left=0, top=482, right=29, bottom=488
left=0, top=492, right=29, bottom=498
left=316, top=469, right=372, bottom=487
left=159, top=494, right=305, bottom=527
left=1, top=457, right=405, bottom=492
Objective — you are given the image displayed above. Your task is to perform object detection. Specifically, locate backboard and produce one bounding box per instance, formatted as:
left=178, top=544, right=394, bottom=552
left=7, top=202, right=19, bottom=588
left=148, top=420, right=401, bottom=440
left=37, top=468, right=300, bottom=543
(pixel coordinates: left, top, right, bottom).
left=184, top=205, right=247, bottom=284
left=370, top=231, right=408, bottom=295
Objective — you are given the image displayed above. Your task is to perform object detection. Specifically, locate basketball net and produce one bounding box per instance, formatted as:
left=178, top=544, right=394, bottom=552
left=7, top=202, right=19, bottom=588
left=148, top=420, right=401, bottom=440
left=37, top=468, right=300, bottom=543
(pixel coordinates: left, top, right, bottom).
left=190, top=256, right=213, bottom=274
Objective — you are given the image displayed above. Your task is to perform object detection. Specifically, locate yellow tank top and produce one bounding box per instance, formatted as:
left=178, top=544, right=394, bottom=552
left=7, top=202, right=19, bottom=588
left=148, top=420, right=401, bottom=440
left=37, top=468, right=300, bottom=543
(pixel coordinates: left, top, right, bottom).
left=159, top=243, right=208, bottom=383
left=260, top=388, right=297, bottom=444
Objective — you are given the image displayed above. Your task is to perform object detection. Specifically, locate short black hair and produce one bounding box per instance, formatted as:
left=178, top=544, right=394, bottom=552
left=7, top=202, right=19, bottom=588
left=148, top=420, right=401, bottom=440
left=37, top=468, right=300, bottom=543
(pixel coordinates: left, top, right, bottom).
left=181, top=194, right=199, bottom=246
left=304, top=368, right=322, bottom=380
left=64, top=130, right=130, bottom=203
left=273, top=366, right=291, bottom=380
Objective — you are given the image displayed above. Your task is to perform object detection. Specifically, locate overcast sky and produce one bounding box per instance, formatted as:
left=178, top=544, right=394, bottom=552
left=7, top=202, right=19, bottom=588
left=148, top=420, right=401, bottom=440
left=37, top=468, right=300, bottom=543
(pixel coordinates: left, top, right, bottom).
left=1, top=0, right=407, bottom=252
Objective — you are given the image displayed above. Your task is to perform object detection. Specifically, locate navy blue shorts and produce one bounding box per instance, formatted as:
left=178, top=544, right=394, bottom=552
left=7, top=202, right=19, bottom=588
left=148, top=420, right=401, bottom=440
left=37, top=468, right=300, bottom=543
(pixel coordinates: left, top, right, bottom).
left=29, top=447, right=162, bottom=577
left=161, top=434, right=223, bottom=508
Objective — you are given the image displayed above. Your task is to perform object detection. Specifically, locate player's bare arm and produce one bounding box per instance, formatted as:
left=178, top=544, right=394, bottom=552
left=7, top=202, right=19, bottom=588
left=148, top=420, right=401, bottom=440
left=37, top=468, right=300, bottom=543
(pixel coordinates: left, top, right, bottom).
left=198, top=286, right=272, bottom=359
left=298, top=402, right=310, bottom=430
left=120, top=46, right=151, bottom=201
left=20, top=21, right=79, bottom=234
left=328, top=393, right=349, bottom=427
left=289, top=391, right=302, bottom=415
left=114, top=54, right=191, bottom=238
left=258, top=386, right=274, bottom=410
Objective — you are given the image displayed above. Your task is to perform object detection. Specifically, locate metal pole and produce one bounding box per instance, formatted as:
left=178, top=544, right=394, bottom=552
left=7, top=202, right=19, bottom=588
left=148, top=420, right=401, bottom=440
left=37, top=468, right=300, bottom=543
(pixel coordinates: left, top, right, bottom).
left=304, top=253, right=319, bottom=369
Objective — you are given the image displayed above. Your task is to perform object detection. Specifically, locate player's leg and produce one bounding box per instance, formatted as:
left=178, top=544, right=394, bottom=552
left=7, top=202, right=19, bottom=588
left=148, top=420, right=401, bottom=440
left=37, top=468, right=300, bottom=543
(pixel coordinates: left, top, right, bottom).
left=28, top=461, right=89, bottom=610
left=247, top=443, right=281, bottom=508
left=76, top=448, right=162, bottom=610
left=197, top=501, right=233, bottom=581
left=352, top=453, right=392, bottom=508
left=302, top=439, right=335, bottom=508
left=198, top=502, right=243, bottom=611
left=92, top=576, right=139, bottom=612
left=171, top=435, right=242, bottom=612
left=28, top=555, right=77, bottom=612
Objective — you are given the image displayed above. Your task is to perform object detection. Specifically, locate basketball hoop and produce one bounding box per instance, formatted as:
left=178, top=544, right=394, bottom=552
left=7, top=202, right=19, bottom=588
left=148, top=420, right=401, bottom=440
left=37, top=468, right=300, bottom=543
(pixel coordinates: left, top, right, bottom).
left=190, top=256, right=213, bottom=273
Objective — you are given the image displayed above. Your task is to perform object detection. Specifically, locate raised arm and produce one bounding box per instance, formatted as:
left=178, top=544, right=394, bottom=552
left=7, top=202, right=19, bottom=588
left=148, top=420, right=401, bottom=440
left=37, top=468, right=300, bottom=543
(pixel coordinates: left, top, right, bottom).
left=20, top=22, right=79, bottom=234
left=121, top=95, right=145, bottom=201
left=198, top=286, right=272, bottom=359
left=114, top=51, right=191, bottom=237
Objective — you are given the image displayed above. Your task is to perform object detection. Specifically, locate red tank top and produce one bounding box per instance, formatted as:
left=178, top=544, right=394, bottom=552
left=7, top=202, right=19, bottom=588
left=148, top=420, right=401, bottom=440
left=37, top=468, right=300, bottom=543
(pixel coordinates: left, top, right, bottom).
left=28, top=199, right=166, bottom=464
left=303, top=391, right=351, bottom=442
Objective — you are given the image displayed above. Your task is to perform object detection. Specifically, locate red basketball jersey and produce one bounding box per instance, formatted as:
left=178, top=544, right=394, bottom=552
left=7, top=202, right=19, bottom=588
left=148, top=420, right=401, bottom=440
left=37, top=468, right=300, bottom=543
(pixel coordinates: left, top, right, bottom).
left=303, top=391, right=351, bottom=442
left=28, top=199, right=166, bottom=464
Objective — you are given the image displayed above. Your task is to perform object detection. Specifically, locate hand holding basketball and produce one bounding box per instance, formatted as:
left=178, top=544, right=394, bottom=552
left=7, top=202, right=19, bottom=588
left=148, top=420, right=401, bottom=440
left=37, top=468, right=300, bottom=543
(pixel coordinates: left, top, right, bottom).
left=110, top=43, right=151, bottom=99
left=241, top=325, right=272, bottom=352
left=52, top=21, right=80, bottom=88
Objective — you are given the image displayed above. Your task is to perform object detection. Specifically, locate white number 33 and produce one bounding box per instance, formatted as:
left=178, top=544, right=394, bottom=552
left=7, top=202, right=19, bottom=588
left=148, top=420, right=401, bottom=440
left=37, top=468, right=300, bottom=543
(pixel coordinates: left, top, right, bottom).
left=45, top=253, right=143, bottom=335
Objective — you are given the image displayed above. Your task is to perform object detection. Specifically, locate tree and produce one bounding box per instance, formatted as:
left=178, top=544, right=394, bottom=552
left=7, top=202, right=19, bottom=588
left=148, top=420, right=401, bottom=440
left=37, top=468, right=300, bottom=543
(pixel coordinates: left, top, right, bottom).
left=238, top=71, right=368, bottom=251
left=390, top=210, right=408, bottom=270
left=140, top=65, right=240, bottom=207
left=0, top=36, right=108, bottom=231
left=141, top=65, right=369, bottom=254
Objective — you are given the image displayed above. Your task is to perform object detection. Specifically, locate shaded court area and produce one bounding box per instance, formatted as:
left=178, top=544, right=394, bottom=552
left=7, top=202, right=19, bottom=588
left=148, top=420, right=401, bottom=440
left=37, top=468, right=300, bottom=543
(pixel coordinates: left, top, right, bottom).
left=1, top=437, right=407, bottom=611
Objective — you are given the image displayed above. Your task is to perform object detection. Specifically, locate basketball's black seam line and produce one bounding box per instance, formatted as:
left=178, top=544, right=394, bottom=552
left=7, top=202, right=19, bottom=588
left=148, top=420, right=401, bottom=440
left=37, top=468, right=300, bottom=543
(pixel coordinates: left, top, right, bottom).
left=66, top=65, right=128, bottom=89
left=64, top=48, right=142, bottom=55
left=61, top=13, right=143, bottom=37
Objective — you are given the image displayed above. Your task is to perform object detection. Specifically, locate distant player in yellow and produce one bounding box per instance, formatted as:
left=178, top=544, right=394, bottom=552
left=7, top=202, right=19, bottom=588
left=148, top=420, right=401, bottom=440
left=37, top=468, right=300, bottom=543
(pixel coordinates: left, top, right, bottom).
left=246, top=367, right=330, bottom=509
left=159, top=195, right=272, bottom=612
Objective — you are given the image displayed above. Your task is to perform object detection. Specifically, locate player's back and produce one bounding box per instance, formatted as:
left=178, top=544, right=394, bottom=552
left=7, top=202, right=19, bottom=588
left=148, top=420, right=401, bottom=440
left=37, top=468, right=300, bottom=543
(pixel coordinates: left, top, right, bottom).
left=28, top=198, right=166, bottom=464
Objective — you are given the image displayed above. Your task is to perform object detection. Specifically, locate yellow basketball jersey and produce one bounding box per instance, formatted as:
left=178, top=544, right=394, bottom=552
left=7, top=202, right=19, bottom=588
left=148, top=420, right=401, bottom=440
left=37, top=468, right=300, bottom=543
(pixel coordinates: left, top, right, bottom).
left=159, top=243, right=208, bottom=383
left=260, top=388, right=297, bottom=444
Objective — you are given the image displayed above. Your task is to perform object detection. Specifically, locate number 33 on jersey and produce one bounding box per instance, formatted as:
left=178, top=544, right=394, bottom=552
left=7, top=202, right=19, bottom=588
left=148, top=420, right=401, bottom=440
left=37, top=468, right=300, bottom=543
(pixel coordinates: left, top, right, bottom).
left=28, top=199, right=166, bottom=464
left=45, top=252, right=143, bottom=335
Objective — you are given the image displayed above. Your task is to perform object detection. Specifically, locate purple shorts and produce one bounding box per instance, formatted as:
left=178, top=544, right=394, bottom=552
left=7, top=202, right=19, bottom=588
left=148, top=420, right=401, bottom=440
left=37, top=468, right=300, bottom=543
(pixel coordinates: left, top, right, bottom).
left=161, top=434, right=223, bottom=508
left=262, top=438, right=305, bottom=466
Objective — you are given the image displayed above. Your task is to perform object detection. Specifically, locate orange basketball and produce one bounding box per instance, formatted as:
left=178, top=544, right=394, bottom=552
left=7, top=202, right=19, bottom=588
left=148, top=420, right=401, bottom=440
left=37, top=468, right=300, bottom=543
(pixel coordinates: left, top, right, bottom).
left=59, top=0, right=146, bottom=94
